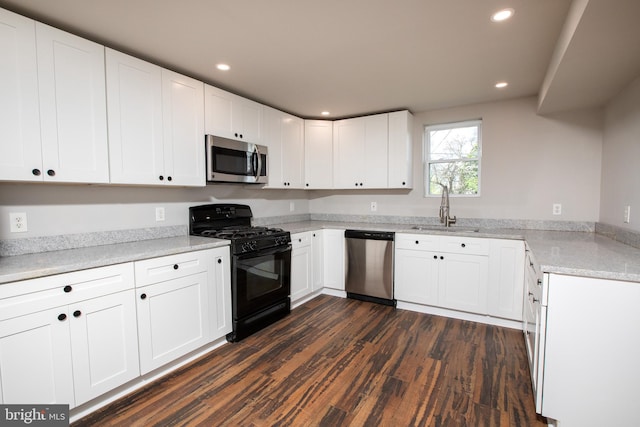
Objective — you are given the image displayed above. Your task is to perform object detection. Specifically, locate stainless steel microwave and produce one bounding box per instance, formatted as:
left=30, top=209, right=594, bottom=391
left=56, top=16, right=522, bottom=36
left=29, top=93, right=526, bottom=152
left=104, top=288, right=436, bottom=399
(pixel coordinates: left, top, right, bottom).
left=205, top=135, right=268, bottom=184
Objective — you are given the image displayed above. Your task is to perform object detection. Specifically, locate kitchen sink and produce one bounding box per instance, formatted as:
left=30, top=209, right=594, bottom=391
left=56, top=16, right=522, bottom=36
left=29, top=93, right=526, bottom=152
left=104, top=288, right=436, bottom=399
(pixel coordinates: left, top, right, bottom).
left=411, top=225, right=480, bottom=232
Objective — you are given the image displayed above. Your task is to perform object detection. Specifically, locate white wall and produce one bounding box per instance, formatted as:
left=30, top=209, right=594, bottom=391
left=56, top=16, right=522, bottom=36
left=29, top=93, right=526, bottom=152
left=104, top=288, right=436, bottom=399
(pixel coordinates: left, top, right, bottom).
left=600, top=75, right=640, bottom=231
left=0, top=184, right=309, bottom=239
left=310, top=96, right=603, bottom=222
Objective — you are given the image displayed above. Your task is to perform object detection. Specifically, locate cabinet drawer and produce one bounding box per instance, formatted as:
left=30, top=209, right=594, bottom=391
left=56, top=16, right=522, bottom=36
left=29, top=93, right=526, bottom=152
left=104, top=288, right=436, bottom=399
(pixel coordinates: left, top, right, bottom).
left=291, top=231, right=312, bottom=249
left=440, top=235, right=489, bottom=256
left=134, top=250, right=209, bottom=287
left=395, top=233, right=439, bottom=251
left=0, top=263, right=134, bottom=321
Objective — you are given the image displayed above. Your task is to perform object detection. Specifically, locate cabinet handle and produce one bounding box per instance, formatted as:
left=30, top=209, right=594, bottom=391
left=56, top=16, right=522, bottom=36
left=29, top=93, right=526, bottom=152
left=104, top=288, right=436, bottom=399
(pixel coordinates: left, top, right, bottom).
left=32, top=168, right=41, bottom=176
left=530, top=261, right=534, bottom=267
left=537, top=279, right=542, bottom=286
left=173, top=264, right=179, bottom=270
left=63, top=285, right=73, bottom=293
left=140, top=293, right=147, bottom=300
left=533, top=298, right=540, bottom=303
left=217, top=258, right=222, bottom=264
left=73, top=310, right=81, bottom=318
left=58, top=313, right=67, bottom=321
left=461, top=243, right=466, bottom=248
left=47, top=169, right=55, bottom=177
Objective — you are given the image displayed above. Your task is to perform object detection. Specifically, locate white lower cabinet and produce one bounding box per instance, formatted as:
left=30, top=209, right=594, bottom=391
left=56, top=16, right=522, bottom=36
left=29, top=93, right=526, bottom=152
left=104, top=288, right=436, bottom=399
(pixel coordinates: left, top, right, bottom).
left=395, top=234, right=523, bottom=321
left=311, top=231, right=324, bottom=292
left=533, top=273, right=640, bottom=426
left=291, top=232, right=313, bottom=302
left=0, top=263, right=139, bottom=408
left=134, top=247, right=230, bottom=374
left=322, top=229, right=345, bottom=291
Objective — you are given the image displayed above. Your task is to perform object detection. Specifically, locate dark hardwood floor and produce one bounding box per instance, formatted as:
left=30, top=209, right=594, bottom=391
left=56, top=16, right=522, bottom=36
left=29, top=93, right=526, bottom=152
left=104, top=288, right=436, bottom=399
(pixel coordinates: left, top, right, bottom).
left=74, top=295, right=547, bottom=426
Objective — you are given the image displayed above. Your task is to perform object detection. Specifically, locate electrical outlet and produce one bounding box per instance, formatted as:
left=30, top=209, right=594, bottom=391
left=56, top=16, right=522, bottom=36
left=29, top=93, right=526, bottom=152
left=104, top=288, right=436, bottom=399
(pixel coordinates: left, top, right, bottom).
left=9, top=212, right=28, bottom=233
left=552, top=204, right=562, bottom=215
left=289, top=202, right=295, bottom=212
left=155, top=207, right=165, bottom=222
left=624, top=205, right=631, bottom=224
left=370, top=202, right=378, bottom=212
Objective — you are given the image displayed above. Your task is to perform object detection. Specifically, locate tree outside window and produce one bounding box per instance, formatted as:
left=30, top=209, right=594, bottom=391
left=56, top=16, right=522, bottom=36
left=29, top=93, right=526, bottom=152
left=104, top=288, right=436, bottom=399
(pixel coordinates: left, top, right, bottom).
left=424, top=120, right=481, bottom=196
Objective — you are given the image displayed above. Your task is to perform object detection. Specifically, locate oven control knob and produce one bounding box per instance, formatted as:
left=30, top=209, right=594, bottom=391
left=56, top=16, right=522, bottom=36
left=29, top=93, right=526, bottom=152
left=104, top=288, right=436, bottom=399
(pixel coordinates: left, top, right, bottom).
left=241, top=240, right=258, bottom=252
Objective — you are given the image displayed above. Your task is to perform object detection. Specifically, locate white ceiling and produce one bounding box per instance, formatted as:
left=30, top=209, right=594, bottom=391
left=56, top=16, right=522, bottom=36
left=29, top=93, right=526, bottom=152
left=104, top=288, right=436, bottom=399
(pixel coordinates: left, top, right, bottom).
left=1, top=0, right=639, bottom=119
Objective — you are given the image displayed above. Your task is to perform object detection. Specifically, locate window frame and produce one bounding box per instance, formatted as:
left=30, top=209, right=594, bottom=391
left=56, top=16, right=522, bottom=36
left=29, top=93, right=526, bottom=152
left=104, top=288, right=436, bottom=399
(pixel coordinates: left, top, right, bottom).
left=423, top=119, right=482, bottom=197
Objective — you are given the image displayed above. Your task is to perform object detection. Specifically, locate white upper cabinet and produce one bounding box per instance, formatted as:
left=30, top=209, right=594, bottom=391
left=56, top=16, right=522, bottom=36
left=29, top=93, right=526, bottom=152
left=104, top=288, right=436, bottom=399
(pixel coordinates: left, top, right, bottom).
left=0, top=9, right=41, bottom=182
left=204, top=84, right=263, bottom=144
left=388, top=110, right=413, bottom=189
left=36, top=23, right=109, bottom=183
left=333, top=114, right=388, bottom=189
left=106, top=48, right=164, bottom=185
left=161, top=69, right=205, bottom=186
left=0, top=9, right=109, bottom=183
left=263, top=105, right=304, bottom=188
left=304, top=120, right=333, bottom=189
left=106, top=49, right=204, bottom=186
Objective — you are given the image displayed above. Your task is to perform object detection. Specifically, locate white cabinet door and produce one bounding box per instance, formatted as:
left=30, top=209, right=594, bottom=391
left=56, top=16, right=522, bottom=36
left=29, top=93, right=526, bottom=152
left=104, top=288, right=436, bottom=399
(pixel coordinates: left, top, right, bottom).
left=106, top=48, right=164, bottom=185
left=323, top=229, right=345, bottom=290
left=304, top=120, right=333, bottom=189
left=291, top=234, right=313, bottom=302
left=394, top=249, right=439, bottom=305
left=204, top=84, right=263, bottom=143
left=333, top=114, right=388, bottom=189
left=0, top=307, right=74, bottom=406
left=210, top=247, right=232, bottom=339
left=0, top=9, right=41, bottom=182
left=487, top=239, right=525, bottom=321
left=161, top=69, right=205, bottom=186
left=438, top=253, right=489, bottom=314
left=136, top=272, right=210, bottom=374
left=388, top=110, right=413, bottom=189
left=69, top=290, right=139, bottom=406
left=311, top=231, right=324, bottom=291
left=263, top=106, right=304, bottom=188
left=36, top=23, right=109, bottom=183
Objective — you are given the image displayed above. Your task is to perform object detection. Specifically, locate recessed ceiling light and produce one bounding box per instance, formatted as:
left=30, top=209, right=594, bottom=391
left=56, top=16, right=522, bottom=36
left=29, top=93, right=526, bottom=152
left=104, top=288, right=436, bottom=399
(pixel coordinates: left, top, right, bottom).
left=491, top=8, right=514, bottom=22
left=321, top=111, right=330, bottom=116
left=495, top=81, right=509, bottom=89
left=216, top=63, right=230, bottom=71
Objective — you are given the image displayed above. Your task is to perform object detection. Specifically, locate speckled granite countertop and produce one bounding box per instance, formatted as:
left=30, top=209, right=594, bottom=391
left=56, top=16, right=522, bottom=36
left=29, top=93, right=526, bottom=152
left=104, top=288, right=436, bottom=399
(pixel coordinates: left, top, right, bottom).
left=2, top=221, right=639, bottom=285
left=0, top=236, right=229, bottom=284
left=276, top=221, right=640, bottom=283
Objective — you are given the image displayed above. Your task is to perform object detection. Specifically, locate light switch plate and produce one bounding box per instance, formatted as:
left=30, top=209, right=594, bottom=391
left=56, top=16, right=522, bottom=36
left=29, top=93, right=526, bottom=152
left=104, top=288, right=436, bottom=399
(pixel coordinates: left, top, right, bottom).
left=552, top=204, right=562, bottom=215
left=155, top=207, right=165, bottom=222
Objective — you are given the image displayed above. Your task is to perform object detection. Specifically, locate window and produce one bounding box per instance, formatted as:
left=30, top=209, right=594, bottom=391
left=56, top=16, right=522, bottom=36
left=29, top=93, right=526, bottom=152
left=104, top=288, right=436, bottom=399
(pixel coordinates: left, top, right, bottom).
left=424, top=120, right=481, bottom=196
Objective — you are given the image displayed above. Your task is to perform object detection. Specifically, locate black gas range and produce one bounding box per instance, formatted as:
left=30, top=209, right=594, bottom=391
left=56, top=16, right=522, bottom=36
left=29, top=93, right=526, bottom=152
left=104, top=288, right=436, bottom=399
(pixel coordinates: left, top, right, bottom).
left=189, top=204, right=292, bottom=342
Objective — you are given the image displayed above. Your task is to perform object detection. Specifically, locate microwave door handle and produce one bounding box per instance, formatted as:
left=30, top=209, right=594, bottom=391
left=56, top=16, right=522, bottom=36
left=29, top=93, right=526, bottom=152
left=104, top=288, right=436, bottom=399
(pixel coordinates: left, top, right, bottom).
left=254, top=147, right=262, bottom=180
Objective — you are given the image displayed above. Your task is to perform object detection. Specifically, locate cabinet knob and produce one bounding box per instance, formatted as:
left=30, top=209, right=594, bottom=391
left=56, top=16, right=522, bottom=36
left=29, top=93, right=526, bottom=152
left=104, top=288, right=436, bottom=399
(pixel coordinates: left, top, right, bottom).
left=217, top=258, right=222, bottom=264
left=306, top=183, right=309, bottom=187
left=440, top=256, right=444, bottom=260
left=234, top=133, right=239, bottom=138
left=167, top=176, right=172, bottom=182
left=63, top=285, right=73, bottom=293
left=402, top=181, right=406, bottom=186
left=461, top=243, right=466, bottom=248
left=433, top=255, right=437, bottom=259
left=73, top=310, right=82, bottom=318
left=298, top=238, right=302, bottom=242
left=537, top=279, right=542, bottom=286
left=415, top=240, right=419, bottom=244
left=140, top=293, right=147, bottom=300
left=533, top=298, right=540, bottom=303
left=173, top=264, right=179, bottom=270
left=47, top=169, right=55, bottom=177
left=159, top=175, right=164, bottom=181
left=359, top=183, right=363, bottom=186
left=32, top=168, right=41, bottom=176
left=58, top=313, right=67, bottom=321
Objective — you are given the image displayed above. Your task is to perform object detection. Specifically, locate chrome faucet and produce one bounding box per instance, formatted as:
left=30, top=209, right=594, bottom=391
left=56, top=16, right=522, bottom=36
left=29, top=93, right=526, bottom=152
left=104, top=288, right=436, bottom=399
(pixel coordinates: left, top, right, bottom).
left=439, top=184, right=457, bottom=227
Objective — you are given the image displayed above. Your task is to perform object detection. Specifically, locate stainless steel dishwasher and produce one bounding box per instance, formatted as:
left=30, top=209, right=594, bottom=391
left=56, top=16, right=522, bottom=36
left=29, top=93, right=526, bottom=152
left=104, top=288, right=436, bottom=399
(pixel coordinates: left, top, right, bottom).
left=344, top=230, right=395, bottom=306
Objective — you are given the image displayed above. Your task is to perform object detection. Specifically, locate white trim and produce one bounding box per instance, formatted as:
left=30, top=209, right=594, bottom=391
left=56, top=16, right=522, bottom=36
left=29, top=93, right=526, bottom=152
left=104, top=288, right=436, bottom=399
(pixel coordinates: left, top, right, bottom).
left=396, top=300, right=521, bottom=329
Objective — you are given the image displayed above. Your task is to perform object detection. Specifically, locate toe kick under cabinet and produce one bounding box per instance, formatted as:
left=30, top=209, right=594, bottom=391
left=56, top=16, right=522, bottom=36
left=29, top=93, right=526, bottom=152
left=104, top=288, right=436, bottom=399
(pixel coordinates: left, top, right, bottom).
left=394, top=233, right=524, bottom=322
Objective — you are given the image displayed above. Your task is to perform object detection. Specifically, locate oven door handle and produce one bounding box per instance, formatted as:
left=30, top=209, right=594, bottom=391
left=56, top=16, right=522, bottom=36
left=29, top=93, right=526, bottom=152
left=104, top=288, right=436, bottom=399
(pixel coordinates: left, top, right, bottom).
left=235, top=243, right=291, bottom=260
left=252, top=146, right=262, bottom=180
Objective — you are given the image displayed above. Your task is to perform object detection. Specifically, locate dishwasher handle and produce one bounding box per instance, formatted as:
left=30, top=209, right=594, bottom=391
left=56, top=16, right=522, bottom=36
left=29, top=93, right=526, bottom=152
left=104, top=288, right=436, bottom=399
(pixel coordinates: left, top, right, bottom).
left=344, top=230, right=394, bottom=241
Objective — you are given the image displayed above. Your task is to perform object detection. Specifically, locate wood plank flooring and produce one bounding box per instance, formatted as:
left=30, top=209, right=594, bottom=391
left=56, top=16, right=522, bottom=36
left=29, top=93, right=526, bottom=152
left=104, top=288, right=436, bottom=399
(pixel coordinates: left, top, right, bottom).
left=73, top=295, right=547, bottom=426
